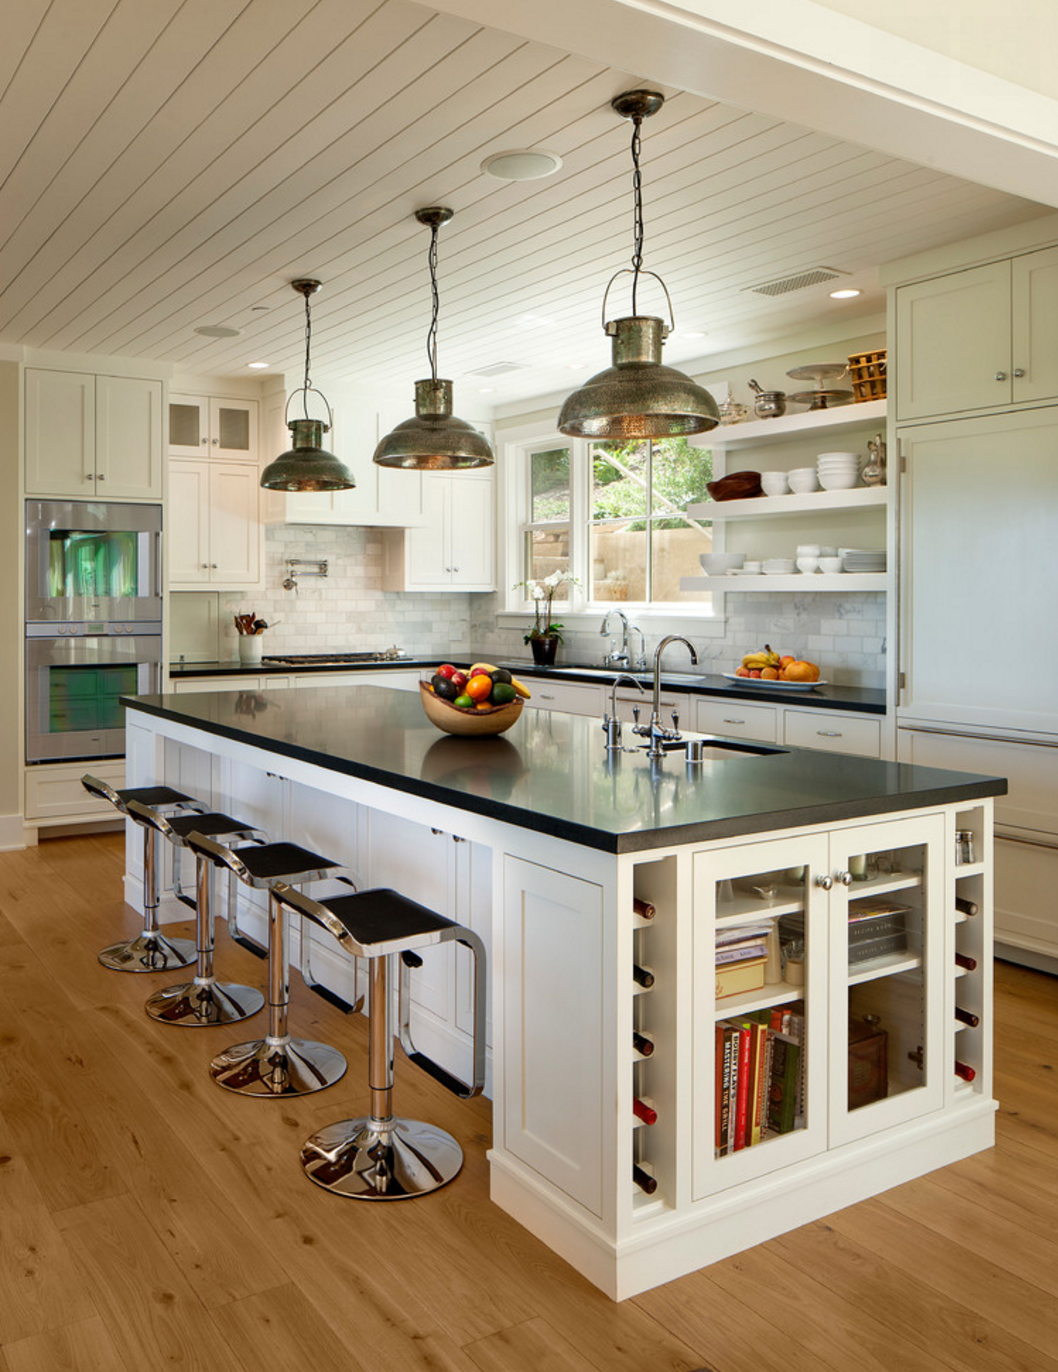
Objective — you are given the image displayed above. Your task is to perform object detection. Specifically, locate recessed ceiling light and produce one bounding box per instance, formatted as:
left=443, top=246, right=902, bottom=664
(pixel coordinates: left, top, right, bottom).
left=568, top=363, right=587, bottom=371
left=829, top=288, right=861, bottom=299
left=248, top=361, right=270, bottom=369
left=194, top=324, right=241, bottom=338
left=482, top=149, right=563, bottom=181
left=478, top=386, right=496, bottom=394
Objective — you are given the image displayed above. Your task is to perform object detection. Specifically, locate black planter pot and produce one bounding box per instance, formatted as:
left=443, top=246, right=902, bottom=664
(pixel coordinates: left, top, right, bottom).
left=529, top=636, right=559, bottom=667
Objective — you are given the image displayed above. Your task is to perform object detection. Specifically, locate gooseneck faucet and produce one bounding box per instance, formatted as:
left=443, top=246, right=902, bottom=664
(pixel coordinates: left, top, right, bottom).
left=633, top=634, right=699, bottom=758
left=600, top=608, right=630, bottom=668
left=601, top=673, right=645, bottom=750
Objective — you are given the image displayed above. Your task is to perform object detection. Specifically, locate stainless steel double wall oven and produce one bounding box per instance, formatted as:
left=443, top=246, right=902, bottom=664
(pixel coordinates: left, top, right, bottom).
left=25, top=500, right=163, bottom=762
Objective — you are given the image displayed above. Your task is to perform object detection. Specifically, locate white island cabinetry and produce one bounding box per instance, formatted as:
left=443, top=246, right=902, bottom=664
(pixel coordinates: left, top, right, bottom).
left=124, top=692, right=998, bottom=1301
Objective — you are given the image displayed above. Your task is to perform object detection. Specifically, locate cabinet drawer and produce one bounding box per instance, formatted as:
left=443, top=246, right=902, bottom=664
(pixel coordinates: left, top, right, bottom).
left=26, top=760, right=126, bottom=821
left=784, top=710, right=881, bottom=757
left=694, top=698, right=778, bottom=743
left=525, top=681, right=598, bottom=715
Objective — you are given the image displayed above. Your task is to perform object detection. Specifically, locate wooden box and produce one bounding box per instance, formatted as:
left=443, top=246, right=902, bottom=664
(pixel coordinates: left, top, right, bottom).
left=848, top=1014, right=888, bottom=1109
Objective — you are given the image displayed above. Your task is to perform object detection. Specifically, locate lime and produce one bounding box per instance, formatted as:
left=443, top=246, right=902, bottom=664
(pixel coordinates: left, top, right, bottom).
left=453, top=693, right=475, bottom=710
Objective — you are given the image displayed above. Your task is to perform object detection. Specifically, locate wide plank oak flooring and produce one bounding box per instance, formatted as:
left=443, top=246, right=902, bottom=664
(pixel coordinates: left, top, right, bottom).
left=0, top=832, right=1055, bottom=1371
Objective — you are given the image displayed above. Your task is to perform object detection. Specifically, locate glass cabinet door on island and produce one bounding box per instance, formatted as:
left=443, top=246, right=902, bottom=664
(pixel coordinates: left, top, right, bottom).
left=692, top=814, right=946, bottom=1196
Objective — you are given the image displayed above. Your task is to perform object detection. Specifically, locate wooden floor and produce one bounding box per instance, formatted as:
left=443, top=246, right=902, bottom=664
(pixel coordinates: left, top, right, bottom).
left=0, top=832, right=1056, bottom=1372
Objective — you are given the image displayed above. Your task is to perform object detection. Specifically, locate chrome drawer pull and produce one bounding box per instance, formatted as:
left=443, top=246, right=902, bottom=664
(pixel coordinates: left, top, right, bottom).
left=817, top=730, right=842, bottom=737
left=722, top=717, right=745, bottom=725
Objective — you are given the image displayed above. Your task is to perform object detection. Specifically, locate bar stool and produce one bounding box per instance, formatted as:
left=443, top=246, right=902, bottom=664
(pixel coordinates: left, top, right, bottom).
left=124, top=801, right=267, bottom=1026
left=81, top=775, right=206, bottom=972
left=271, top=882, right=485, bottom=1200
left=183, top=831, right=360, bottom=1097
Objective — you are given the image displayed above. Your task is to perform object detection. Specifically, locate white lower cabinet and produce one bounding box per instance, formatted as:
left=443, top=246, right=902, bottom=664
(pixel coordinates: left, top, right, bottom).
left=783, top=708, right=881, bottom=758
left=24, top=758, right=126, bottom=824
left=694, top=697, right=779, bottom=742
left=524, top=680, right=599, bottom=715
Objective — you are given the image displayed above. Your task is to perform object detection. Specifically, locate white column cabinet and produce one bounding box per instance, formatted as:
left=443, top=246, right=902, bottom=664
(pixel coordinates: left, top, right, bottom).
left=168, top=458, right=261, bottom=589
left=25, top=369, right=163, bottom=500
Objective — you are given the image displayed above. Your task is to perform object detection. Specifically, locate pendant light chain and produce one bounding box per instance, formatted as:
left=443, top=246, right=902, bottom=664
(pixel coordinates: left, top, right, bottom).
left=630, top=113, right=645, bottom=317
left=426, top=221, right=440, bottom=382
left=302, top=288, right=314, bottom=419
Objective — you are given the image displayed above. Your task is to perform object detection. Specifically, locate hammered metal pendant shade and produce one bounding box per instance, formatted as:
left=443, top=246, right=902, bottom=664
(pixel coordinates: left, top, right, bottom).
left=558, top=316, right=720, bottom=439
left=260, top=417, right=355, bottom=491
left=373, top=379, right=493, bottom=470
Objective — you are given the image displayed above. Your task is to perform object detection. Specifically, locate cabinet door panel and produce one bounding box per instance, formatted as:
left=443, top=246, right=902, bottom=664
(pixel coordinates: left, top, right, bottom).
left=210, top=464, right=260, bottom=584
left=895, top=262, right=1011, bottom=419
left=169, top=394, right=209, bottom=457
left=406, top=476, right=448, bottom=584
left=449, top=476, right=494, bottom=588
left=25, top=369, right=96, bottom=496
left=502, top=856, right=604, bottom=1217
left=167, top=460, right=210, bottom=585
left=898, top=409, right=1058, bottom=733
left=1012, top=245, right=1058, bottom=405
left=783, top=709, right=880, bottom=758
left=97, top=376, right=163, bottom=498
left=695, top=698, right=778, bottom=742
left=209, top=398, right=257, bottom=460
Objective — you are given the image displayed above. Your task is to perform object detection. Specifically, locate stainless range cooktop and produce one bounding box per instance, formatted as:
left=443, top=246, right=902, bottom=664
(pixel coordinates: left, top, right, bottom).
left=261, top=649, right=407, bottom=667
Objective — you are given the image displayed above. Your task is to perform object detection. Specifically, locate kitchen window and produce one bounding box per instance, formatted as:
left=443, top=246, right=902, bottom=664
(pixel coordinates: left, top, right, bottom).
left=514, top=433, right=715, bottom=615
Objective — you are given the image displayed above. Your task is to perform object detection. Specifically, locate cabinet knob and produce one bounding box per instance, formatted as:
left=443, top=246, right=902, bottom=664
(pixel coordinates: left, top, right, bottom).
left=816, top=874, right=834, bottom=890
left=837, top=870, right=854, bottom=886
left=211, top=563, right=218, bottom=569
left=212, top=437, right=218, bottom=445
left=201, top=563, right=209, bottom=569
left=452, top=566, right=460, bottom=573
left=1013, top=368, right=1026, bottom=378
left=201, top=437, right=208, bottom=445
left=994, top=371, right=1007, bottom=381
left=96, top=473, right=105, bottom=480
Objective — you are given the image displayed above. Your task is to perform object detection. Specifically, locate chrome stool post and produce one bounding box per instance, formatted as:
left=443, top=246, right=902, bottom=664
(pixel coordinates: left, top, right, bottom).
left=272, top=883, right=486, bottom=1200
left=82, top=775, right=205, bottom=972
left=124, top=801, right=268, bottom=1027
left=183, top=832, right=359, bottom=1097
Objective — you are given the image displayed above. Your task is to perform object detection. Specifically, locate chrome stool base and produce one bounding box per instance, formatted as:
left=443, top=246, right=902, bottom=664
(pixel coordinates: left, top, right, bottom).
left=300, top=1116, right=463, bottom=1199
left=97, top=931, right=197, bottom=973
left=209, top=1035, right=346, bottom=1096
left=144, top=979, right=264, bottom=1026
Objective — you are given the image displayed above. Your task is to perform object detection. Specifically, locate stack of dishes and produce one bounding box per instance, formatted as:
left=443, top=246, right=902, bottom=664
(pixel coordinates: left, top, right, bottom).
left=842, top=548, right=886, bottom=573
left=816, top=451, right=861, bottom=490
left=762, top=558, right=797, bottom=576
left=787, top=467, right=820, bottom=494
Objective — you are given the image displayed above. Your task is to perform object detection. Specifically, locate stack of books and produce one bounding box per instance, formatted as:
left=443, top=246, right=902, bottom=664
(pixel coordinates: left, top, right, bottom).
left=715, top=1003, right=805, bottom=1155
left=715, top=922, right=771, bottom=999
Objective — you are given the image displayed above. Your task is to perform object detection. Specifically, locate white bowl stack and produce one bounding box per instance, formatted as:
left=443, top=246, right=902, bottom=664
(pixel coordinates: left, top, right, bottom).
left=816, top=451, right=860, bottom=490
left=787, top=467, right=820, bottom=494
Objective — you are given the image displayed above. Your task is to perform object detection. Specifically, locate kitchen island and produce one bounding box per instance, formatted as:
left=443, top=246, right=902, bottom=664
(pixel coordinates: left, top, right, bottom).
left=123, top=684, right=1003, bottom=1299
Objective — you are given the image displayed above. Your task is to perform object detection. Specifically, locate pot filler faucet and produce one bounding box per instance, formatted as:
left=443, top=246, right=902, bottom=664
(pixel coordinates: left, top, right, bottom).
left=632, top=634, right=699, bottom=759
left=600, top=608, right=647, bottom=671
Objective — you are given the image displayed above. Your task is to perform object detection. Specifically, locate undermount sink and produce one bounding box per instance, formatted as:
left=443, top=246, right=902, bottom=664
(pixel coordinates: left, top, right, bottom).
left=639, top=737, right=781, bottom=760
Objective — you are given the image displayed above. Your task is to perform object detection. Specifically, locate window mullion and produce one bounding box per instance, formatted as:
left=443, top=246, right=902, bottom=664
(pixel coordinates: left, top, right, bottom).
left=572, top=437, right=592, bottom=613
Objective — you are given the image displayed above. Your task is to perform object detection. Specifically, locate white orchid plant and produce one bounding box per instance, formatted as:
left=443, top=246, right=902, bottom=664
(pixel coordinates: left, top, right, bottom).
left=513, top=570, right=579, bottom=644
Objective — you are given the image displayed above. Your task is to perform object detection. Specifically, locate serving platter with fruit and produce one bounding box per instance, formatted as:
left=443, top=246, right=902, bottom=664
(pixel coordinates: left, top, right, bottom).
left=723, top=644, right=826, bottom=690
left=420, top=662, right=531, bottom=736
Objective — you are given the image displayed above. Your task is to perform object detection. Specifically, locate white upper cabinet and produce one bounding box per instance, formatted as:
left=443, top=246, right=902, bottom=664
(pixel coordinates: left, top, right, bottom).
left=169, top=394, right=258, bottom=461
left=26, top=369, right=163, bottom=500
left=383, top=472, right=495, bottom=592
left=168, top=459, right=261, bottom=590
left=895, top=246, right=1058, bottom=421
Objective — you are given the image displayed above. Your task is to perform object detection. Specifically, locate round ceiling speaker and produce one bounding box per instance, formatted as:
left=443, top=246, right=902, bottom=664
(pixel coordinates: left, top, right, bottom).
left=481, top=149, right=563, bottom=181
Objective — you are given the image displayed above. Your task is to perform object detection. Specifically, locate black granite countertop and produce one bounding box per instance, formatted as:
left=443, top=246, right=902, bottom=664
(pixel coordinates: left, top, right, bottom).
left=168, top=656, right=885, bottom=715
left=125, top=686, right=1000, bottom=855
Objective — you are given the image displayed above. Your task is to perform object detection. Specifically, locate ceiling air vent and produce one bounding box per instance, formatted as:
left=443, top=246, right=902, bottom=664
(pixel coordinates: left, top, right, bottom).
left=745, top=267, right=843, bottom=298
left=466, top=361, right=526, bottom=377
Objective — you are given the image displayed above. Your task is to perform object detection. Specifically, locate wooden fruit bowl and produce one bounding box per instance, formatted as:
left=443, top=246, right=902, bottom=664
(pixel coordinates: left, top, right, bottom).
left=419, top=681, right=525, bottom=737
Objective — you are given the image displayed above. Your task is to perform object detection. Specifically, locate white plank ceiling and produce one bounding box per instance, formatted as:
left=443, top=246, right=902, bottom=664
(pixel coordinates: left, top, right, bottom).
left=0, top=0, right=1048, bottom=407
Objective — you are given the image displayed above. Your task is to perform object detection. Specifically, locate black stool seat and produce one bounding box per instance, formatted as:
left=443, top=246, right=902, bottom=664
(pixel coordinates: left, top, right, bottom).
left=235, top=842, right=340, bottom=881
left=117, top=785, right=196, bottom=807
left=165, top=812, right=256, bottom=839
left=317, top=889, right=456, bottom=948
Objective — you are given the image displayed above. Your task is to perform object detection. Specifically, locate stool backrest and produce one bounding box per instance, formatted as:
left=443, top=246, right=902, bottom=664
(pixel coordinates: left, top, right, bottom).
left=81, top=774, right=125, bottom=812
left=125, top=798, right=175, bottom=837
left=184, top=829, right=253, bottom=882
left=271, top=882, right=365, bottom=956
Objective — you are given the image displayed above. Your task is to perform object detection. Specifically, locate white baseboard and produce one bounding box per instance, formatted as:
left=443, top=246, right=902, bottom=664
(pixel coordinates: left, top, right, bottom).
left=0, top=814, right=31, bottom=851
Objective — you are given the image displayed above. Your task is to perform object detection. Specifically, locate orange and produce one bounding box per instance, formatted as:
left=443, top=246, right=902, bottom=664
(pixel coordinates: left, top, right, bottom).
left=783, top=660, right=820, bottom=683
left=466, top=673, right=493, bottom=701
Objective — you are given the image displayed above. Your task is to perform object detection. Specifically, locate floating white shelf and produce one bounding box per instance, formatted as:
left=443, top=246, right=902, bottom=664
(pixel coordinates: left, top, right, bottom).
left=690, top=398, right=886, bottom=449
left=680, top=573, right=887, bottom=593
left=688, top=486, right=888, bottom=522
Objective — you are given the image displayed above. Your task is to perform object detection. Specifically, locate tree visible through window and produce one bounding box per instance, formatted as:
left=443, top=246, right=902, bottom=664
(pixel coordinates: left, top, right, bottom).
left=518, top=436, right=713, bottom=609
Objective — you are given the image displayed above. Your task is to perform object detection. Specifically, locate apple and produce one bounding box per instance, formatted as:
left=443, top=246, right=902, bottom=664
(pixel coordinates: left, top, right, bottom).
left=435, top=663, right=457, bottom=679
left=734, top=666, right=750, bottom=678
left=749, top=669, right=762, bottom=678
left=450, top=670, right=468, bottom=692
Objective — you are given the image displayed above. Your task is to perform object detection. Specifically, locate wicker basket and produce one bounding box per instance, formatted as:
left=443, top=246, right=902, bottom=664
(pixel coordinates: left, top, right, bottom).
left=847, top=348, right=887, bottom=402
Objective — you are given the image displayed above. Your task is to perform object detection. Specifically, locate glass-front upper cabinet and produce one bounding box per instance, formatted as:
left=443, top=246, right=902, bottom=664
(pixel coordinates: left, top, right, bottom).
left=169, top=395, right=258, bottom=461
left=827, top=814, right=946, bottom=1146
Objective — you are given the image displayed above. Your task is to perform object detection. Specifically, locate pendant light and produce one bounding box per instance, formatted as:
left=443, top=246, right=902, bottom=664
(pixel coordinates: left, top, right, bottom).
left=373, top=208, right=494, bottom=471
left=558, top=91, right=719, bottom=440
left=260, top=279, right=355, bottom=491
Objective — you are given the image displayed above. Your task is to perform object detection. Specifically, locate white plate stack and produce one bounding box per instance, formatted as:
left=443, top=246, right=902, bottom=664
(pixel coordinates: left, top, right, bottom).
left=841, top=548, right=886, bottom=573
left=816, top=451, right=861, bottom=490
left=762, top=558, right=797, bottom=575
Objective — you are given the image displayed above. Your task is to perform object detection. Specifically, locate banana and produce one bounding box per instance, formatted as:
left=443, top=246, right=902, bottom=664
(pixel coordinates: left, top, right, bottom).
left=469, top=661, right=498, bottom=678
left=741, top=653, right=770, bottom=669
left=510, top=676, right=532, bottom=700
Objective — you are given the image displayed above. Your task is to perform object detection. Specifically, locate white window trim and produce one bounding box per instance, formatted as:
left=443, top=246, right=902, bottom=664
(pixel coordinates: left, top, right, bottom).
left=499, top=418, right=727, bottom=639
